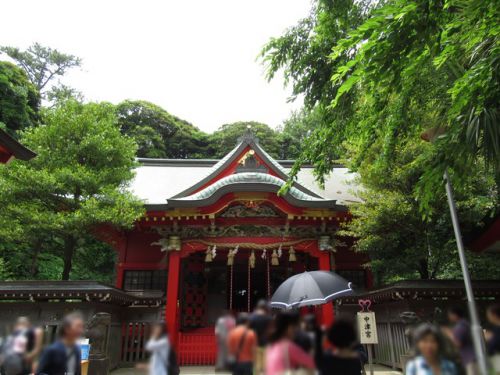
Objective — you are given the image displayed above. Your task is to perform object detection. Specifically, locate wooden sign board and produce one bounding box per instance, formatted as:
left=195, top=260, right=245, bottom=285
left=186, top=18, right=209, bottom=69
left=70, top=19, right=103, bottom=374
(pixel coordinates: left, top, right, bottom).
left=357, top=311, right=378, bottom=344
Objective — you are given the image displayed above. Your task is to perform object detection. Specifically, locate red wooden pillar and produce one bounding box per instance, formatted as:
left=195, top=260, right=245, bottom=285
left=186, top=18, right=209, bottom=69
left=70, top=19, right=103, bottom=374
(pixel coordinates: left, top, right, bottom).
left=318, top=251, right=335, bottom=327
left=166, top=251, right=181, bottom=349
left=114, top=233, right=127, bottom=289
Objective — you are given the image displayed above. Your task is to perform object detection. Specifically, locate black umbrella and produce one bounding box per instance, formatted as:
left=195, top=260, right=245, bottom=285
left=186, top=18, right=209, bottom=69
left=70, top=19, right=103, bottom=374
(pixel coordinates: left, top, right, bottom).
left=270, top=270, right=354, bottom=309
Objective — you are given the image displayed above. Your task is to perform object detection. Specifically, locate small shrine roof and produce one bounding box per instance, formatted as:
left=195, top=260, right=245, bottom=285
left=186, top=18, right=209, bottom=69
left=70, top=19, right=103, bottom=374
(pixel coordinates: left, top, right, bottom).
left=0, top=129, right=36, bottom=163
left=0, top=281, right=162, bottom=306
left=340, top=279, right=500, bottom=303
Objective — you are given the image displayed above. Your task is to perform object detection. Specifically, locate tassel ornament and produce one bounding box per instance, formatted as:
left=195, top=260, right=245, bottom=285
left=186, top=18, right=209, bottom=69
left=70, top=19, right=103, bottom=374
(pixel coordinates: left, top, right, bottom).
left=249, top=250, right=256, bottom=269
left=289, top=246, right=296, bottom=262
left=205, top=246, right=213, bottom=263
left=271, top=249, right=279, bottom=266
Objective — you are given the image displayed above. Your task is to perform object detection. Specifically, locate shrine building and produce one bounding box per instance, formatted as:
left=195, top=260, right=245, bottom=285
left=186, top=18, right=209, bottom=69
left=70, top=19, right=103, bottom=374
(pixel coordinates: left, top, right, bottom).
left=0, top=129, right=36, bottom=164
left=104, top=129, right=370, bottom=361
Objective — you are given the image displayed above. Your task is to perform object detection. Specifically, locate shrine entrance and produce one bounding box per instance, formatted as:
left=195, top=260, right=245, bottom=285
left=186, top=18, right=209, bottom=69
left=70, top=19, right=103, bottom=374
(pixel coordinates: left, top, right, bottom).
left=179, top=247, right=319, bottom=331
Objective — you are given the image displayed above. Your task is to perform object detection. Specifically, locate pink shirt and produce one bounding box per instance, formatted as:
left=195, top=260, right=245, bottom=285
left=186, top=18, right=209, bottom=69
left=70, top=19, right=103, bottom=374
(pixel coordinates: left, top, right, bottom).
left=265, top=339, right=315, bottom=375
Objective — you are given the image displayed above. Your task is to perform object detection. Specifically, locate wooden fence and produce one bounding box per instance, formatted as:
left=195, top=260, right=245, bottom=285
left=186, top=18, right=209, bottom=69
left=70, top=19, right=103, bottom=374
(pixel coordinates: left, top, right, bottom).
left=373, top=321, right=411, bottom=369
left=120, top=322, right=152, bottom=365
left=178, top=328, right=216, bottom=365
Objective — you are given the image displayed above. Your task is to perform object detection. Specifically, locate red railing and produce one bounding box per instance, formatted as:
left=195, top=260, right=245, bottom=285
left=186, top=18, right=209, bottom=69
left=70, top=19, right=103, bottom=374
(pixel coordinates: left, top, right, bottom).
left=120, top=323, right=216, bottom=366
left=178, top=327, right=216, bottom=365
left=120, top=322, right=151, bottom=364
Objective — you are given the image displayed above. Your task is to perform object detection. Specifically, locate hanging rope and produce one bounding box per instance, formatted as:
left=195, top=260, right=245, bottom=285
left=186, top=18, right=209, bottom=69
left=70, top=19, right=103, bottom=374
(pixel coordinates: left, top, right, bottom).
left=187, top=238, right=315, bottom=250
left=266, top=254, right=271, bottom=299
left=229, top=263, right=234, bottom=311
left=247, top=259, right=251, bottom=312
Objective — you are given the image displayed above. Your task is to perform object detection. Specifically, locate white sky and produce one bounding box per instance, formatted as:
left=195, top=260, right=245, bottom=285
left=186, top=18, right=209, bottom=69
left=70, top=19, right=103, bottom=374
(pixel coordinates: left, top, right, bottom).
left=0, top=0, right=311, bottom=132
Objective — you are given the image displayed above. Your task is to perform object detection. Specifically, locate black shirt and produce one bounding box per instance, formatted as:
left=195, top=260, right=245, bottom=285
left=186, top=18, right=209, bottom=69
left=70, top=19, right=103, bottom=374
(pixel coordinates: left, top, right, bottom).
left=250, top=314, right=272, bottom=347
left=488, top=326, right=500, bottom=355
left=317, top=353, right=362, bottom=375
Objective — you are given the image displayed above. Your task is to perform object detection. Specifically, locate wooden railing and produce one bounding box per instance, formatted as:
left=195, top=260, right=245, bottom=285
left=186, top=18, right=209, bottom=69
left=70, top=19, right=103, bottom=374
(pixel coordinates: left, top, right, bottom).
left=119, top=323, right=217, bottom=366
left=120, top=322, right=151, bottom=365
left=373, top=322, right=411, bottom=369
left=178, top=328, right=216, bottom=365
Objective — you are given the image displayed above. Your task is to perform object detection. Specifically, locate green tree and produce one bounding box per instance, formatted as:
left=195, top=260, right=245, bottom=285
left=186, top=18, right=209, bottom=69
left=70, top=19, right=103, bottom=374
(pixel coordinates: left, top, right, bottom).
left=261, top=0, right=370, bottom=180
left=343, top=140, right=499, bottom=284
left=277, top=108, right=323, bottom=159
left=262, top=0, right=500, bottom=282
left=0, top=100, right=144, bottom=280
left=1, top=43, right=81, bottom=93
left=210, top=121, right=280, bottom=158
left=262, top=0, right=499, bottom=206
left=116, top=100, right=210, bottom=158
left=0, top=61, right=39, bottom=133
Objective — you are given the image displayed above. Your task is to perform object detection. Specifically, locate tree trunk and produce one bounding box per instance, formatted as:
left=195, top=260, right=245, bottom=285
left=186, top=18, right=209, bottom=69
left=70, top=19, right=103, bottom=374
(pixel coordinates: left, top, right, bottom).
left=29, top=240, right=42, bottom=277
left=62, top=236, right=77, bottom=280
left=418, top=258, right=430, bottom=279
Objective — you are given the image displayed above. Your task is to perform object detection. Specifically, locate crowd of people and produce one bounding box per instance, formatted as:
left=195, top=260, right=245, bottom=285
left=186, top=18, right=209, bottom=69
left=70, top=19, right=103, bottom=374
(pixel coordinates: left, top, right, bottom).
left=0, top=313, right=85, bottom=375
left=215, top=301, right=500, bottom=375
left=0, top=302, right=499, bottom=374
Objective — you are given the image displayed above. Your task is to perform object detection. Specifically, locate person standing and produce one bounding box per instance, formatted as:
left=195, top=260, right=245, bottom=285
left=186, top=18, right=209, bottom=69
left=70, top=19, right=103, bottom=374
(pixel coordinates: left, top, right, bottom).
left=315, top=320, right=363, bottom=375
left=406, top=323, right=458, bottom=375
left=215, top=310, right=235, bottom=371
left=447, top=307, right=478, bottom=375
left=486, top=304, right=500, bottom=373
left=145, top=322, right=170, bottom=375
left=36, top=312, right=85, bottom=375
left=265, top=311, right=315, bottom=375
left=1, top=317, right=43, bottom=375
left=227, top=313, right=257, bottom=375
left=250, top=300, right=272, bottom=375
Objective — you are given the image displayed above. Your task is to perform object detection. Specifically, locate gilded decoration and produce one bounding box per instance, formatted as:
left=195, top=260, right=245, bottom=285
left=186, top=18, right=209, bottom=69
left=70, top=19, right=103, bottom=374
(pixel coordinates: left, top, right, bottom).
left=236, top=152, right=268, bottom=173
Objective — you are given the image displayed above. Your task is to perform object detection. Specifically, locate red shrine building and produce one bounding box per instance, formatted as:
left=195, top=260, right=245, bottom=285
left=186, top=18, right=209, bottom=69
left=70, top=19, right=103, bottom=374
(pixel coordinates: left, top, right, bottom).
left=106, top=129, right=370, bottom=362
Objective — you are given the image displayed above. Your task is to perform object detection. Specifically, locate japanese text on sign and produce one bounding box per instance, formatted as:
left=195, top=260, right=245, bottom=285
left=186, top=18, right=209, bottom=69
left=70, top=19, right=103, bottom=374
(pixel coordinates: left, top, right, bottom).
left=357, top=312, right=378, bottom=344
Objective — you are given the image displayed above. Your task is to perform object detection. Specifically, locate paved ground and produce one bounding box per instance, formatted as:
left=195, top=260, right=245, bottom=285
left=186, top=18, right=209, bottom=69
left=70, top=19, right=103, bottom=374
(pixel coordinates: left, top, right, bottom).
left=111, top=364, right=402, bottom=374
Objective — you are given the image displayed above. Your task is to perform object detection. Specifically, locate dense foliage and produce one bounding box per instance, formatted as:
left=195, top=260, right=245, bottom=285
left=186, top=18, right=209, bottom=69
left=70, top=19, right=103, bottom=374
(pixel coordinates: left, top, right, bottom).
left=116, top=100, right=210, bottom=158
left=0, top=101, right=144, bottom=280
left=261, top=0, right=500, bottom=283
left=0, top=61, right=39, bottom=133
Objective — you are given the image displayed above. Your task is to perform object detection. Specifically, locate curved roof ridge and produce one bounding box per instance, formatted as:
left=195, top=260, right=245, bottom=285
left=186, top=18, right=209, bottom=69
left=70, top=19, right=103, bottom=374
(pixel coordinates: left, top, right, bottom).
left=170, top=130, right=323, bottom=199
left=175, top=172, right=325, bottom=202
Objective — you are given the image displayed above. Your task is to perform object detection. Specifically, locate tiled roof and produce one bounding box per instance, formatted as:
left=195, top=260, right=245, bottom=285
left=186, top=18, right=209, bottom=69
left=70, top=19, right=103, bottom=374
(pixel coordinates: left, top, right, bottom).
left=177, top=172, right=325, bottom=202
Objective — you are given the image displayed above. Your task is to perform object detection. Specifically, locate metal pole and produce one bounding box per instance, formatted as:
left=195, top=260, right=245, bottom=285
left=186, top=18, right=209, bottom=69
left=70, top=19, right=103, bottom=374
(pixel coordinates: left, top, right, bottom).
left=444, top=169, right=489, bottom=375
left=367, top=344, right=374, bottom=375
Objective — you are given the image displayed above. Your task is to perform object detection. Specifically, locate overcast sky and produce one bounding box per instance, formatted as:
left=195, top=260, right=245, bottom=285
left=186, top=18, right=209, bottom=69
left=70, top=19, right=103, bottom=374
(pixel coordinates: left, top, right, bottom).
left=0, top=0, right=311, bottom=132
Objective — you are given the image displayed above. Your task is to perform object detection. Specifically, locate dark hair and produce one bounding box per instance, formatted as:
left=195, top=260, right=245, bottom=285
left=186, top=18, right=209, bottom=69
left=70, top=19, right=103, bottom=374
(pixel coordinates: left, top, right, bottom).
left=448, top=306, right=466, bottom=319
left=327, top=319, right=357, bottom=349
left=236, top=312, right=250, bottom=326
left=488, top=304, right=500, bottom=319
left=59, top=311, right=84, bottom=338
left=152, top=322, right=168, bottom=338
left=255, top=299, right=269, bottom=312
left=303, top=314, right=318, bottom=331
left=269, top=310, right=300, bottom=343
left=412, top=323, right=445, bottom=355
